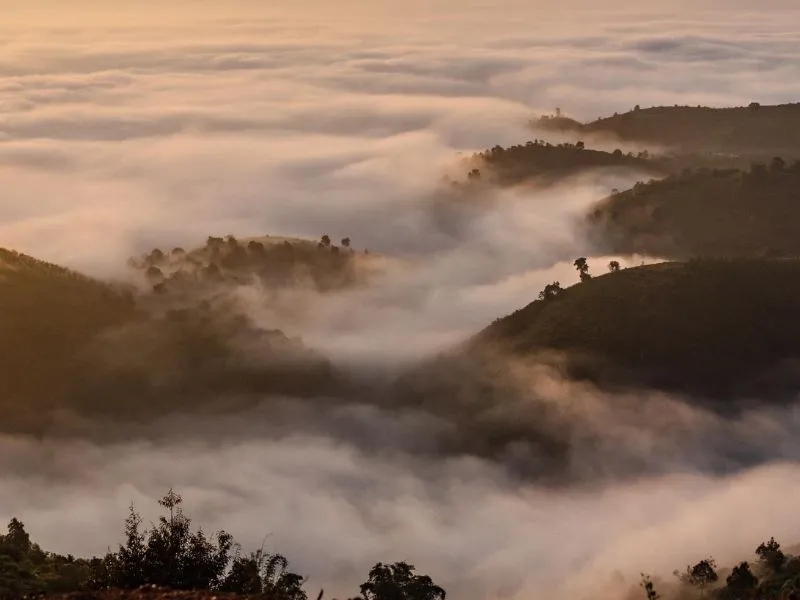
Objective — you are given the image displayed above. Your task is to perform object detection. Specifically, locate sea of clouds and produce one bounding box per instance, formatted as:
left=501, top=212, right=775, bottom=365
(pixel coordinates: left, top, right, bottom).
left=2, top=1, right=800, bottom=599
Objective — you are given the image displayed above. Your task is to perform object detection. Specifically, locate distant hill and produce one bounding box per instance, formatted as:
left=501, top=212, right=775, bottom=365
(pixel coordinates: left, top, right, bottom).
left=0, top=246, right=345, bottom=434
left=586, top=161, right=800, bottom=259
left=475, top=259, right=800, bottom=398
left=129, top=233, right=375, bottom=297
left=459, top=139, right=663, bottom=187
left=0, top=248, right=136, bottom=427
left=537, top=103, right=800, bottom=157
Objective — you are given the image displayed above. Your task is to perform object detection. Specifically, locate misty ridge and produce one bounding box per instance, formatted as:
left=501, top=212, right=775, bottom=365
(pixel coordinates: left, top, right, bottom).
left=4, top=3, right=800, bottom=600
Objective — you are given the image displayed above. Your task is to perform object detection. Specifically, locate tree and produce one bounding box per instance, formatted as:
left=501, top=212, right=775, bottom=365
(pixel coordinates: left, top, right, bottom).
left=749, top=102, right=761, bottom=112
left=676, top=558, right=718, bottom=599
left=109, top=489, right=233, bottom=591
left=341, top=238, right=351, bottom=248
left=248, top=241, right=266, bottom=256
left=640, top=574, right=660, bottom=600
left=721, top=562, right=758, bottom=600
left=573, top=257, right=591, bottom=282
left=538, top=281, right=563, bottom=301
left=320, top=235, right=331, bottom=248
left=360, top=562, right=445, bottom=600
left=576, top=140, right=585, bottom=150
left=146, top=265, right=164, bottom=285
left=756, top=537, right=786, bottom=572
left=609, top=260, right=621, bottom=273
left=115, top=505, right=146, bottom=588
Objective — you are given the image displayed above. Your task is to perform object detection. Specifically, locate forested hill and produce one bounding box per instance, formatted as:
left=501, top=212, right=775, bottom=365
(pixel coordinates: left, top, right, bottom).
left=474, top=259, right=800, bottom=398
left=536, top=103, right=800, bottom=156
left=463, top=140, right=663, bottom=186
left=0, top=248, right=136, bottom=425
left=586, top=160, right=800, bottom=259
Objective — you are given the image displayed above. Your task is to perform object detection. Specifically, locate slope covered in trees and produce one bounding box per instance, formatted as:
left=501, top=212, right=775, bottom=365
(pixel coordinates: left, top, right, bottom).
left=0, top=248, right=136, bottom=428
left=0, top=243, right=346, bottom=435
left=537, top=103, right=800, bottom=156
left=586, top=161, right=800, bottom=259
left=475, top=259, right=800, bottom=398
left=130, top=234, right=371, bottom=297
left=0, top=490, right=444, bottom=600
left=462, top=140, right=664, bottom=186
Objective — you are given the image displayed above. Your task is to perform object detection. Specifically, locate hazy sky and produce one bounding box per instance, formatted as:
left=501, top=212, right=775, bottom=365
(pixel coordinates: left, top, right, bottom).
left=2, top=3, right=800, bottom=599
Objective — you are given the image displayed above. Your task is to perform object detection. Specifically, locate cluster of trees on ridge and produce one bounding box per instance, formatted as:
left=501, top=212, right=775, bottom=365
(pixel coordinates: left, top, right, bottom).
left=639, top=537, right=800, bottom=600
left=129, top=234, right=367, bottom=296
left=455, top=139, right=661, bottom=187
left=0, top=490, right=445, bottom=600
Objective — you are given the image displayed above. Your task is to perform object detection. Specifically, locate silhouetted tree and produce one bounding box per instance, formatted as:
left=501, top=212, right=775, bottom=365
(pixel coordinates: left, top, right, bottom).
left=115, top=505, right=146, bottom=588
left=538, top=281, right=563, bottom=301
left=640, top=574, right=660, bottom=600
left=248, top=241, right=266, bottom=256
left=749, top=102, right=761, bottom=112
left=320, top=235, right=331, bottom=248
left=721, top=562, right=758, bottom=600
left=341, top=238, right=351, bottom=248
left=574, top=257, right=591, bottom=282
left=609, top=260, right=621, bottom=273
left=145, top=265, right=164, bottom=285
left=756, top=538, right=786, bottom=572
left=360, top=562, right=445, bottom=600
left=677, top=558, right=718, bottom=600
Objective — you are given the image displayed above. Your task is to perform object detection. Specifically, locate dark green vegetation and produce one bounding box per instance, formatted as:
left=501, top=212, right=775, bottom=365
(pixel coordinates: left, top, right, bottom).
left=537, top=103, right=800, bottom=157
left=0, top=491, right=444, bottom=600
left=0, top=242, right=345, bottom=435
left=3, top=496, right=799, bottom=600
left=0, top=249, right=136, bottom=429
left=130, top=234, right=369, bottom=297
left=587, top=161, right=800, bottom=259
left=476, top=259, right=800, bottom=398
left=459, top=139, right=663, bottom=187
left=638, top=538, right=800, bottom=600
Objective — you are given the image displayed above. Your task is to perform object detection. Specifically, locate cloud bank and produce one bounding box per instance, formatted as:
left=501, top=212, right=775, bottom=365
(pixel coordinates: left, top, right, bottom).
left=2, top=3, right=800, bottom=600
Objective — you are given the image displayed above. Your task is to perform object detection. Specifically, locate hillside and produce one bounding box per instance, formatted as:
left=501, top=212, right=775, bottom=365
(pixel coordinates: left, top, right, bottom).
left=0, top=248, right=136, bottom=426
left=129, top=234, right=375, bottom=296
left=537, top=103, right=800, bottom=157
left=0, top=247, right=344, bottom=434
left=475, top=259, right=800, bottom=398
left=586, top=161, right=800, bottom=259
left=463, top=140, right=664, bottom=186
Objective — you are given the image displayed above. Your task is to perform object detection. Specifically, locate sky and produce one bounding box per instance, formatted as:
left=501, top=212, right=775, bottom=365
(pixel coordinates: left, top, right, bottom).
left=2, top=2, right=800, bottom=599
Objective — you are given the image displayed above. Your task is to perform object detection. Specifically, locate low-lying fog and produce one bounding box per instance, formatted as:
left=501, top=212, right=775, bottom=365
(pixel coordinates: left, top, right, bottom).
left=2, top=1, right=800, bottom=599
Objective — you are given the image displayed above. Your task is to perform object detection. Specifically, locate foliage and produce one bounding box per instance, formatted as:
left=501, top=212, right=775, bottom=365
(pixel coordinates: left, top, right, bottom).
left=463, top=138, right=662, bottom=187
left=0, top=494, right=448, bottom=600
left=131, top=233, right=365, bottom=295
left=478, top=259, right=800, bottom=397
left=360, top=562, right=445, bottom=600
left=756, top=538, right=787, bottom=572
left=640, top=574, right=660, bottom=600
left=537, top=281, right=564, bottom=301
left=676, top=558, right=718, bottom=599
left=588, top=161, right=800, bottom=259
